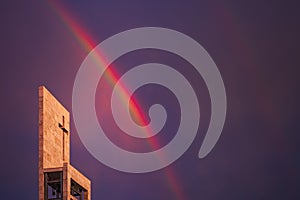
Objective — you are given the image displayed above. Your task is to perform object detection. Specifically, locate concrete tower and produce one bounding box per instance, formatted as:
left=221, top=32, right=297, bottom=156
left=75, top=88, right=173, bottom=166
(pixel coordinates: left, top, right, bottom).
left=38, top=86, right=91, bottom=200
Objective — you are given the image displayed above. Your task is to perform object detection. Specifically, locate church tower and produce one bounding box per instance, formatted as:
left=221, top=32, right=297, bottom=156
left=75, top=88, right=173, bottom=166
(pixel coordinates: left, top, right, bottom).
left=38, top=86, right=91, bottom=200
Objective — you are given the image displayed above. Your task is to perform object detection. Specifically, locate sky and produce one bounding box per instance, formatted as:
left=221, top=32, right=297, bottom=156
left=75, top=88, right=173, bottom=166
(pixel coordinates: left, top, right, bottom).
left=0, top=0, right=299, bottom=199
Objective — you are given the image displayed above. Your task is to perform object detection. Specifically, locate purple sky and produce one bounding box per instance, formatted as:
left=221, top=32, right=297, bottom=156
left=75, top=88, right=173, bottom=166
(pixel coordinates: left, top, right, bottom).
left=0, top=0, right=299, bottom=199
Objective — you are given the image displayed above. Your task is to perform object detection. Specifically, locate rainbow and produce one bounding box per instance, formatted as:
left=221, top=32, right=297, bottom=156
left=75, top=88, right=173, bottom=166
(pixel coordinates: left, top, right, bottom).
left=48, top=1, right=186, bottom=199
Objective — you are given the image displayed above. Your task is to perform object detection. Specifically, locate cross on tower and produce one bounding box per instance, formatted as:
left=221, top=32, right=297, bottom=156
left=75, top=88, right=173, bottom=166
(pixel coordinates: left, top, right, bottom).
left=58, top=116, right=68, bottom=161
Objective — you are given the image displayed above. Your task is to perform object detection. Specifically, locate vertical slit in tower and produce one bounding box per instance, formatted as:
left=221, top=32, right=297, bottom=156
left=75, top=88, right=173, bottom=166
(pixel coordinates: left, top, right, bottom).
left=62, top=115, right=65, bottom=162
left=59, top=115, right=67, bottom=162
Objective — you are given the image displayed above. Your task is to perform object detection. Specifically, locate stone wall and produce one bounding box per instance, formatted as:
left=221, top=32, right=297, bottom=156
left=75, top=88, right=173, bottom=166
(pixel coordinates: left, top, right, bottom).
left=38, top=86, right=91, bottom=200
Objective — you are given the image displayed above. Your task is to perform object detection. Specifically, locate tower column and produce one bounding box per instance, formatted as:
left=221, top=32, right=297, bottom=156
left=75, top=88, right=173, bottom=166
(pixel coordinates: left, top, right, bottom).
left=38, top=86, right=91, bottom=200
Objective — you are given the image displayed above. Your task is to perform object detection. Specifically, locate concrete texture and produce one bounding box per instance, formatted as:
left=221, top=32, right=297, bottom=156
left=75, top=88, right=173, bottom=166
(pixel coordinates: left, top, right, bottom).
left=38, top=86, right=91, bottom=200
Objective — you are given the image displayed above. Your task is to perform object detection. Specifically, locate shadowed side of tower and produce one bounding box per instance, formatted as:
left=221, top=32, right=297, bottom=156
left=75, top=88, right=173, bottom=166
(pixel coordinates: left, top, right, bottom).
left=38, top=86, right=91, bottom=200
